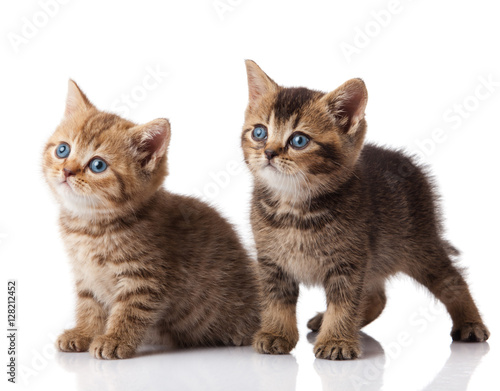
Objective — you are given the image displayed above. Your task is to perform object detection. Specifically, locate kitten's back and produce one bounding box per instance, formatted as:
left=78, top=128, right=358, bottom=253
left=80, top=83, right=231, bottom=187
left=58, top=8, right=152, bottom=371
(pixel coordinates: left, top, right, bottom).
left=359, top=144, right=447, bottom=270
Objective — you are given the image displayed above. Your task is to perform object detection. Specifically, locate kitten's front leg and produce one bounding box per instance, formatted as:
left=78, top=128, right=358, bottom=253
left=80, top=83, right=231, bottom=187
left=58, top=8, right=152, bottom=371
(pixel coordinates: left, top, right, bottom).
left=57, top=287, right=106, bottom=352
left=253, top=257, right=299, bottom=355
left=90, top=282, right=165, bottom=360
left=314, top=261, right=364, bottom=360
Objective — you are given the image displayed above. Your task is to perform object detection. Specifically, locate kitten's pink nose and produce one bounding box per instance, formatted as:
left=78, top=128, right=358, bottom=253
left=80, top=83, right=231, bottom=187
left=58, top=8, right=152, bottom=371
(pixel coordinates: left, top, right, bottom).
left=265, top=149, right=278, bottom=160
left=63, top=168, right=76, bottom=178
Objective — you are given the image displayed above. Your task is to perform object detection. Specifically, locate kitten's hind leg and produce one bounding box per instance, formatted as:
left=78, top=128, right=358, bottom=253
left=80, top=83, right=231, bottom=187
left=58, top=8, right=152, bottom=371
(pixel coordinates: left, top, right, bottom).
left=407, top=246, right=489, bottom=342
left=360, top=282, right=387, bottom=327
left=307, top=283, right=386, bottom=332
left=307, top=313, right=324, bottom=332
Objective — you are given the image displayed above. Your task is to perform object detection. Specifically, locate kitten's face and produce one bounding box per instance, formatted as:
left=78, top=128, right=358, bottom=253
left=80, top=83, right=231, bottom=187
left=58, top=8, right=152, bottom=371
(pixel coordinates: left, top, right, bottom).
left=43, top=81, right=170, bottom=218
left=242, top=61, right=368, bottom=198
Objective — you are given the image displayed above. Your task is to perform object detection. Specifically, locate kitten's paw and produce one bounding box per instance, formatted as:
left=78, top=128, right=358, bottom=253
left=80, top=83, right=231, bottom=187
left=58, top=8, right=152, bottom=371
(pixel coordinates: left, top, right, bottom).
left=90, top=335, right=136, bottom=360
left=314, top=339, right=361, bottom=360
left=307, top=312, right=324, bottom=332
left=451, top=322, right=490, bottom=342
left=253, top=332, right=297, bottom=355
left=56, top=330, right=92, bottom=352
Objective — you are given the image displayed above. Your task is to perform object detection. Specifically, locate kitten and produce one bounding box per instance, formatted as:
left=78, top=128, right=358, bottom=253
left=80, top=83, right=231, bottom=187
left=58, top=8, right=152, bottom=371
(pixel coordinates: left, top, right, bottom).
left=241, top=60, right=489, bottom=360
left=43, top=80, right=261, bottom=359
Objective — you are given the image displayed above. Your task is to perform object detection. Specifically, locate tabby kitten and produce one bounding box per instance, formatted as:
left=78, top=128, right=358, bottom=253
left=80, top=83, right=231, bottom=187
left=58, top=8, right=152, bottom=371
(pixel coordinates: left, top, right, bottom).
left=43, top=81, right=260, bottom=359
left=242, top=60, right=489, bottom=360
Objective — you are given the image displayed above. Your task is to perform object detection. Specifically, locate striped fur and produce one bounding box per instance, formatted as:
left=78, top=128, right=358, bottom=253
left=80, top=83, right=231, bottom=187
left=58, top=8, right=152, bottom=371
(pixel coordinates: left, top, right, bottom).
left=242, top=61, right=489, bottom=360
left=43, top=81, right=261, bottom=359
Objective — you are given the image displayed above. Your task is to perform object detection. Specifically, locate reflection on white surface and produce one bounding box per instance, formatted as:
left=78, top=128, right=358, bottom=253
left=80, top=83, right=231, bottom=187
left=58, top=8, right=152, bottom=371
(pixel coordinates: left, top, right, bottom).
left=310, top=332, right=490, bottom=391
left=422, top=342, right=490, bottom=391
left=311, top=332, right=386, bottom=391
left=56, top=345, right=298, bottom=391
left=54, top=331, right=490, bottom=391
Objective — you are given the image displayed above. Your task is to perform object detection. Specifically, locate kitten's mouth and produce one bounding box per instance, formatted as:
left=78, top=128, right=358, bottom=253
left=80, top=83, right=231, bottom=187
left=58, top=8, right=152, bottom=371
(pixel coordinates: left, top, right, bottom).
left=264, top=161, right=278, bottom=171
left=60, top=179, right=73, bottom=191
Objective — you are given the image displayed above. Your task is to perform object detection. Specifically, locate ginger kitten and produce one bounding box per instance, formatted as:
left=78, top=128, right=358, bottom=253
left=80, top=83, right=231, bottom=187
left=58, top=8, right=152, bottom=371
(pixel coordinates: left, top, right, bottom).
left=43, top=81, right=260, bottom=359
left=241, top=60, right=489, bottom=360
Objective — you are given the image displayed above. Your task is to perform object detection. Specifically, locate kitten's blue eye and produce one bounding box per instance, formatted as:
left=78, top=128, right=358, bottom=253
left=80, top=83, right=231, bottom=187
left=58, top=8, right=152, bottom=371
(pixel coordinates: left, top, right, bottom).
left=55, top=143, right=70, bottom=158
left=290, top=134, right=310, bottom=149
left=252, top=126, right=268, bottom=141
left=89, top=158, right=107, bottom=173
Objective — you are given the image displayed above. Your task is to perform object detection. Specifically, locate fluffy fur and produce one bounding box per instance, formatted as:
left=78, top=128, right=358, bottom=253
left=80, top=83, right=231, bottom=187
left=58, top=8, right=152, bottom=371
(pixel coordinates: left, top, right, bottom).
left=43, top=81, right=261, bottom=359
left=241, top=60, right=489, bottom=360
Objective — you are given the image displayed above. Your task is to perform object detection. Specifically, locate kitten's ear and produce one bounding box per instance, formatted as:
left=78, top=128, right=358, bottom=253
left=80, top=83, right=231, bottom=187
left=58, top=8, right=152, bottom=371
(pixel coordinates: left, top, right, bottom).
left=65, top=80, right=94, bottom=118
left=245, top=60, right=278, bottom=104
left=131, top=118, right=171, bottom=172
left=322, top=78, right=368, bottom=135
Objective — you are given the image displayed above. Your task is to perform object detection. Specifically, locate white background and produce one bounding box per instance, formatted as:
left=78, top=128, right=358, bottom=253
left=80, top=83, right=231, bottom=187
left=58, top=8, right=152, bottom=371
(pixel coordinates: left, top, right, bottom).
left=1, top=0, right=499, bottom=390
